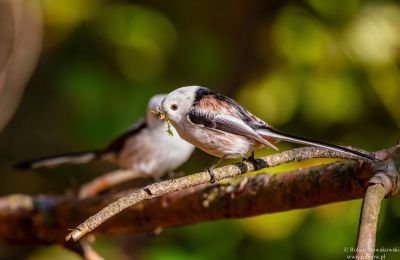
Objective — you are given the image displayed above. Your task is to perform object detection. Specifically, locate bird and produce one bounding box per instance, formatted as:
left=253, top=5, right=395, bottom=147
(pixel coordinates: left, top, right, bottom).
left=158, top=86, right=379, bottom=182
left=15, top=94, right=195, bottom=197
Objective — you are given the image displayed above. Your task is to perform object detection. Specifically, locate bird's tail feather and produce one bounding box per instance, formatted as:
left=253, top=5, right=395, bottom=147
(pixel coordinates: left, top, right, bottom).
left=15, top=150, right=100, bottom=170
left=258, top=127, right=380, bottom=162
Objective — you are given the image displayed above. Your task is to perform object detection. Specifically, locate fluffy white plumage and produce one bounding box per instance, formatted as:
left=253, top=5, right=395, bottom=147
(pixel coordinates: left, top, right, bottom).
left=16, top=94, right=195, bottom=179
left=113, top=94, right=194, bottom=177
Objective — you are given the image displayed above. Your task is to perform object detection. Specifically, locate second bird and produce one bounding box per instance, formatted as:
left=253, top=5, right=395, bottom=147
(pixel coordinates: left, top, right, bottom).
left=16, top=94, right=195, bottom=196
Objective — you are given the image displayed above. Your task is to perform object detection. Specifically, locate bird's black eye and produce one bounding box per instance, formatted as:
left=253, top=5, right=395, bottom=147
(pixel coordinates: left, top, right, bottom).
left=171, top=104, right=178, bottom=110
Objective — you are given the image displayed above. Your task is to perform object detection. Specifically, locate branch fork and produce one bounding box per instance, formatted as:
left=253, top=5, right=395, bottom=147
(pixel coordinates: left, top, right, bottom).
left=355, top=149, right=400, bottom=259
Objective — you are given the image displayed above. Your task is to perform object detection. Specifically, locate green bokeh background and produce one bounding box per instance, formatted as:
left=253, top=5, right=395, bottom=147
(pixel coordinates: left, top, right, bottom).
left=1, top=0, right=400, bottom=259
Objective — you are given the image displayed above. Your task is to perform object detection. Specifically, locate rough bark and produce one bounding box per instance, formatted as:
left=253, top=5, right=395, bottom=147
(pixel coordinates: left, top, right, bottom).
left=67, top=146, right=379, bottom=241
left=0, top=146, right=396, bottom=246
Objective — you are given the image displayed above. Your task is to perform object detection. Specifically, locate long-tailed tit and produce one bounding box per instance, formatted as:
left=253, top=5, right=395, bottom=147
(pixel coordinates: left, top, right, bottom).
left=15, top=94, right=195, bottom=196
left=159, top=86, right=379, bottom=182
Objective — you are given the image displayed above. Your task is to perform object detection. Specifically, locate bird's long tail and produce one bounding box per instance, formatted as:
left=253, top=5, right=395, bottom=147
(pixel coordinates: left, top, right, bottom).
left=15, top=150, right=101, bottom=170
left=258, top=127, right=380, bottom=162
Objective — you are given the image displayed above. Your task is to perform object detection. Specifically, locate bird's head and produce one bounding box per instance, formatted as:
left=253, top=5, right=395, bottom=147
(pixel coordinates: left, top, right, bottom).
left=160, top=86, right=202, bottom=124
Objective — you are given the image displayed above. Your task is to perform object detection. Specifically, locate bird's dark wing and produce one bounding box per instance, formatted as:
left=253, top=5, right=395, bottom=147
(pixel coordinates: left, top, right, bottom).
left=102, top=118, right=147, bottom=154
left=192, top=88, right=379, bottom=162
left=193, top=88, right=268, bottom=129
left=188, top=109, right=278, bottom=150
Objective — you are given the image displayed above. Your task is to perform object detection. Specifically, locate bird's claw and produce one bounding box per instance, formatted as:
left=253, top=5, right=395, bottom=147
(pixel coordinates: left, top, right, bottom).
left=206, top=167, right=216, bottom=183
left=244, top=152, right=262, bottom=170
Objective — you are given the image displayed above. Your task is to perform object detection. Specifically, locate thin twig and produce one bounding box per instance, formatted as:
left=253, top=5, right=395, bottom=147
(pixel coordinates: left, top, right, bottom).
left=66, top=146, right=376, bottom=241
left=355, top=184, right=386, bottom=259
left=79, top=169, right=144, bottom=199
left=65, top=239, right=105, bottom=260
left=355, top=161, right=399, bottom=259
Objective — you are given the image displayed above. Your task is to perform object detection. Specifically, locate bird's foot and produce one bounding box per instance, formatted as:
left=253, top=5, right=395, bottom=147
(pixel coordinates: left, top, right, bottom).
left=206, top=167, right=216, bottom=183
left=243, top=152, right=262, bottom=170
left=205, top=156, right=227, bottom=183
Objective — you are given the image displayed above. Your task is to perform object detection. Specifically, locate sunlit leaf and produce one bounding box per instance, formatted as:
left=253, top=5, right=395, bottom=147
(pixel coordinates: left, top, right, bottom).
left=93, top=3, right=177, bottom=82
left=28, top=245, right=80, bottom=260
left=368, top=65, right=400, bottom=126
left=41, top=0, right=100, bottom=28
left=301, top=72, right=363, bottom=125
left=240, top=210, right=308, bottom=240
left=94, top=3, right=176, bottom=52
left=272, top=6, right=328, bottom=65
left=301, top=201, right=363, bottom=259
left=237, top=70, right=300, bottom=126
left=343, top=3, right=400, bottom=65
left=306, top=0, right=360, bottom=22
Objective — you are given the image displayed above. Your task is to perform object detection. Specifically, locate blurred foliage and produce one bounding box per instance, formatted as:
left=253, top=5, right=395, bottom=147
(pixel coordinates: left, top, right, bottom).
left=1, top=0, right=400, bottom=259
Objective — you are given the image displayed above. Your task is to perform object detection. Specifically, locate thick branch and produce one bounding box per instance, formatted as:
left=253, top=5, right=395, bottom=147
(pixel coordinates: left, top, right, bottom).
left=66, top=146, right=378, bottom=241
left=0, top=146, right=392, bottom=245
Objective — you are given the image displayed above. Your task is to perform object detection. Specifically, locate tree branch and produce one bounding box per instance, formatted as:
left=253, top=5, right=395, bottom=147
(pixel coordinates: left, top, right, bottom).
left=356, top=184, right=386, bottom=259
left=0, top=146, right=394, bottom=246
left=66, top=146, right=379, bottom=241
left=355, top=160, right=399, bottom=259
left=78, top=169, right=144, bottom=199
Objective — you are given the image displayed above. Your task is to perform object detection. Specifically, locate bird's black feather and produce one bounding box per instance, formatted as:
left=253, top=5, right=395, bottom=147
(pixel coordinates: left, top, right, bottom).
left=102, top=118, right=147, bottom=154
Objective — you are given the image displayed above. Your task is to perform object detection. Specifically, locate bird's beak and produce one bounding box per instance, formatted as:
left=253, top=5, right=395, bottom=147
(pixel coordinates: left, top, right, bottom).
left=151, top=108, right=167, bottom=120
left=158, top=111, right=166, bottom=120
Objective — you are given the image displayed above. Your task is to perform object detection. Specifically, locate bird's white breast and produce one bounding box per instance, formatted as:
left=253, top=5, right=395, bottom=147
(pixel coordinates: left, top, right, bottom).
left=117, top=122, right=194, bottom=177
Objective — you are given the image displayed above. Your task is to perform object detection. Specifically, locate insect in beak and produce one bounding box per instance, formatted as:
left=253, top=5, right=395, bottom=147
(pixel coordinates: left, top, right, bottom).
left=158, top=111, right=166, bottom=120
left=151, top=108, right=167, bottom=120
left=158, top=105, right=167, bottom=120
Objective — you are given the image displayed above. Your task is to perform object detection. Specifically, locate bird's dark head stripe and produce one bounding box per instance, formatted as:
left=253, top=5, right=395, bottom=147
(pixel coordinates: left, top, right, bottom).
left=194, top=87, right=216, bottom=105
left=194, top=87, right=234, bottom=104
left=193, top=87, right=265, bottom=127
